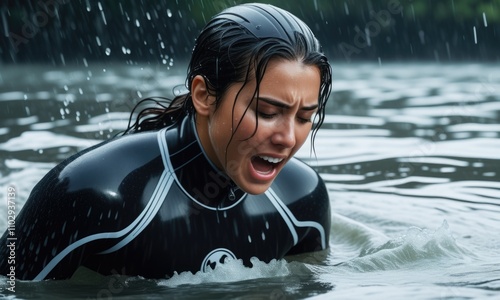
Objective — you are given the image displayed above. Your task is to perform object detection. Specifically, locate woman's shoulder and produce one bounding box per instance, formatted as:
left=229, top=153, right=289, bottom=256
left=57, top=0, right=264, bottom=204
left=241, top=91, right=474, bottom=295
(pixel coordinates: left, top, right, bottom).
left=61, top=131, right=161, bottom=173
left=271, top=157, right=328, bottom=206
left=33, top=131, right=164, bottom=198
left=275, top=157, right=323, bottom=191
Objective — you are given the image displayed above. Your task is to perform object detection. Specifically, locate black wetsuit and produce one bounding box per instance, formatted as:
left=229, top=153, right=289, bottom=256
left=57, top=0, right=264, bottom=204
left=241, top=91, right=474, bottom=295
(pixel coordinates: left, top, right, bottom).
left=0, top=113, right=331, bottom=280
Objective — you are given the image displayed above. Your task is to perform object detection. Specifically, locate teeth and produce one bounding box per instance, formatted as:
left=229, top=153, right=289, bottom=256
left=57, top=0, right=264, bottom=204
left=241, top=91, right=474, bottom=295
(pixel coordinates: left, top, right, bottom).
left=259, top=156, right=283, bottom=164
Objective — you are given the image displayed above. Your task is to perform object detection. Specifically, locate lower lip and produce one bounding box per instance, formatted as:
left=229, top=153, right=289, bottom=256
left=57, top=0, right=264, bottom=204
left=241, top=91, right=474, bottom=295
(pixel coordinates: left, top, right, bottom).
left=249, top=157, right=280, bottom=182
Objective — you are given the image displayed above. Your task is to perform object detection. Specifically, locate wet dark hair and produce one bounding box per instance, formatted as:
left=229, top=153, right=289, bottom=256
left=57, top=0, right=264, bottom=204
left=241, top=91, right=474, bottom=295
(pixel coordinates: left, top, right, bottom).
left=124, top=3, right=332, bottom=146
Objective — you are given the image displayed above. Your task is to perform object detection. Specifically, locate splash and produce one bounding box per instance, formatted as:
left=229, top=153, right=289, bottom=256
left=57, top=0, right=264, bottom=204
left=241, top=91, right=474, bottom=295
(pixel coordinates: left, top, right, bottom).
left=158, top=257, right=291, bottom=287
left=342, top=221, right=474, bottom=272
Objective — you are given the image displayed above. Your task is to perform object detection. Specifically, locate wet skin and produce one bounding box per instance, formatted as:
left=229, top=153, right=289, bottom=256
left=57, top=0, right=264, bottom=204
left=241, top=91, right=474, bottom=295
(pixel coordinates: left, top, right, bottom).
left=192, top=58, right=321, bottom=194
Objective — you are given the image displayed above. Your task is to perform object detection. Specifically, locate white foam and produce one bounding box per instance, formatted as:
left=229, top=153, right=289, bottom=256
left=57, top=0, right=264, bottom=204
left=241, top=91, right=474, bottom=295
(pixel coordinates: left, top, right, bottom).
left=158, top=257, right=291, bottom=287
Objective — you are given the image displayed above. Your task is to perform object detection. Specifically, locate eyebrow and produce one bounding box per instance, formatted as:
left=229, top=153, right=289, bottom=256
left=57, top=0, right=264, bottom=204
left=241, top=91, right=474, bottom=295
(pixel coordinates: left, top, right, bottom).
left=258, top=97, right=318, bottom=111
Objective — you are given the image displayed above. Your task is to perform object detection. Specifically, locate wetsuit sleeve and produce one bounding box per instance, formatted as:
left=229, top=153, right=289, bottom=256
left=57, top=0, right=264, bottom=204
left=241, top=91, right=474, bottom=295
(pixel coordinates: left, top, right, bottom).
left=0, top=154, right=96, bottom=280
left=0, top=132, right=162, bottom=280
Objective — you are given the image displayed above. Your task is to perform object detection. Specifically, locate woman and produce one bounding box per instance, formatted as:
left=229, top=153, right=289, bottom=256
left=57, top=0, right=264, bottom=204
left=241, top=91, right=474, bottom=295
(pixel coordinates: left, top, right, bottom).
left=0, top=3, right=332, bottom=280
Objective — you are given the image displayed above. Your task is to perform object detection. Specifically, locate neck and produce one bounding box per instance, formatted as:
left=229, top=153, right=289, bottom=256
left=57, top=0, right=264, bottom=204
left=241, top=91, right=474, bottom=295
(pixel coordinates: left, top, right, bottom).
left=165, top=113, right=245, bottom=207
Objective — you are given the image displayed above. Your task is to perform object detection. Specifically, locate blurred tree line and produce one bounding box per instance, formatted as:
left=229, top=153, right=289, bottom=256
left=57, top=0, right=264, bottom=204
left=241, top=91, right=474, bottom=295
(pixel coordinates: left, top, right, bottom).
left=1, top=0, right=498, bottom=65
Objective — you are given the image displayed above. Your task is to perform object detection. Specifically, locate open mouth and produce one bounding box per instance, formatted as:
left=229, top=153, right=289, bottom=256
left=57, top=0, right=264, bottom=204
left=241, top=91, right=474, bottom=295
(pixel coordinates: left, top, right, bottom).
left=250, top=155, right=284, bottom=175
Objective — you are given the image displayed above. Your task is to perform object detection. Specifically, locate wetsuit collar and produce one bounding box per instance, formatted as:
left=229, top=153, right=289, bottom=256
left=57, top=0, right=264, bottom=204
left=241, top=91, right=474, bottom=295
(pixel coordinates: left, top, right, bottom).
left=164, top=113, right=246, bottom=208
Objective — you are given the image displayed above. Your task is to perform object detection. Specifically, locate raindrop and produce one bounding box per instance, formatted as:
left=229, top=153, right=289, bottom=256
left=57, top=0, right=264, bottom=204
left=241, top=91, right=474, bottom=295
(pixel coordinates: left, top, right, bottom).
left=83, top=58, right=88, bottom=67
left=79, top=88, right=83, bottom=94
left=146, top=12, right=151, bottom=20
left=1, top=8, right=8, bottom=37
left=344, top=2, right=349, bottom=15
left=135, top=19, right=140, bottom=27
left=483, top=12, right=488, bottom=27
left=24, top=94, right=28, bottom=100
left=167, top=9, right=172, bottom=18
left=105, top=48, right=111, bottom=56
left=473, top=26, right=477, bottom=44
left=96, top=36, right=101, bottom=46
left=418, top=30, right=425, bottom=44
left=38, top=149, right=43, bottom=154
left=63, top=85, right=69, bottom=91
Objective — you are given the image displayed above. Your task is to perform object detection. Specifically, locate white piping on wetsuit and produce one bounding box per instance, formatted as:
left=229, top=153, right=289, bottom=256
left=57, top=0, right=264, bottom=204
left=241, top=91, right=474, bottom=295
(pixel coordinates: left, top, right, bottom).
left=34, top=128, right=172, bottom=280
left=265, top=188, right=327, bottom=249
left=167, top=116, right=247, bottom=211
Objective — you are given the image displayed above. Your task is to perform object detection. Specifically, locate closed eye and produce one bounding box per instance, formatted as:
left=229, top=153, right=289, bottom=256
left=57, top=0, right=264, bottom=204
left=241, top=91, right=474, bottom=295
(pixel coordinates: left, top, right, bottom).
left=258, top=111, right=276, bottom=119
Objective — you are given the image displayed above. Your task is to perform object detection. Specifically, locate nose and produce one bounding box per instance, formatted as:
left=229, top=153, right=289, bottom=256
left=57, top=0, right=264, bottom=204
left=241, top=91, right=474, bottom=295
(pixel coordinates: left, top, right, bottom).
left=271, top=118, right=296, bottom=148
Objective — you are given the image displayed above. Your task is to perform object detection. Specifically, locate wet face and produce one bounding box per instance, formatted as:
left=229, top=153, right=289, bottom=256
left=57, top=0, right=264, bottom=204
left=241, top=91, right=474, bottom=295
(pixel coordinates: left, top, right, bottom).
left=193, top=58, right=321, bottom=195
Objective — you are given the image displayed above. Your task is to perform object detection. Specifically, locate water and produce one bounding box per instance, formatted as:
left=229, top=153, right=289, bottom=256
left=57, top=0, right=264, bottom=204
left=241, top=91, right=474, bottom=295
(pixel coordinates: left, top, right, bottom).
left=1, top=62, right=499, bottom=299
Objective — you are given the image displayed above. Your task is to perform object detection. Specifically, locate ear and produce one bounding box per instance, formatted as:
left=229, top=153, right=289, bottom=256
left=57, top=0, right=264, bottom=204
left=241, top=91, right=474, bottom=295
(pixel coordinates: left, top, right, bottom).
left=191, top=75, right=212, bottom=117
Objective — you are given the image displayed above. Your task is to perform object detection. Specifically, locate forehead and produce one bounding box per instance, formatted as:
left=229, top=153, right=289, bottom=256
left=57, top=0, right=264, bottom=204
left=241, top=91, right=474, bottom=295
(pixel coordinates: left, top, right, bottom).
left=257, top=59, right=321, bottom=102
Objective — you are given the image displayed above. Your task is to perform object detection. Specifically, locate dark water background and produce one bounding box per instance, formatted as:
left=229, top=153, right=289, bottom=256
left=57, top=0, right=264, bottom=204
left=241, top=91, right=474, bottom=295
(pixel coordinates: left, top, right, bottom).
left=0, top=62, right=499, bottom=299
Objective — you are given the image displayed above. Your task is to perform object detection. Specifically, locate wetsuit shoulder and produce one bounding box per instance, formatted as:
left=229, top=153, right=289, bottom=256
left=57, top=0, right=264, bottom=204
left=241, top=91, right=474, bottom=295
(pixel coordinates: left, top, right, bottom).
left=53, top=131, right=161, bottom=197
left=271, top=157, right=331, bottom=255
left=272, top=157, right=328, bottom=206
